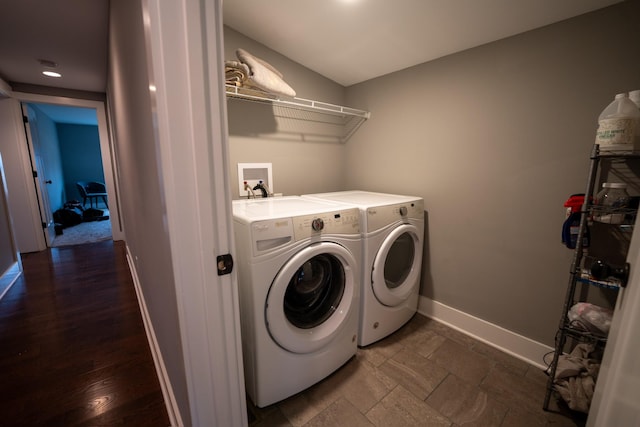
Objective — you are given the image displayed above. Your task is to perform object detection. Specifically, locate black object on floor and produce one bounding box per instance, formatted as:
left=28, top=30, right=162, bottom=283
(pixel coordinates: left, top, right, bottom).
left=83, top=208, right=109, bottom=222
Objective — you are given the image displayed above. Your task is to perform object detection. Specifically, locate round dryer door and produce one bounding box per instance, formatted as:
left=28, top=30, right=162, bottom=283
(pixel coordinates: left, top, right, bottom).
left=371, top=224, right=423, bottom=307
left=266, top=242, right=356, bottom=354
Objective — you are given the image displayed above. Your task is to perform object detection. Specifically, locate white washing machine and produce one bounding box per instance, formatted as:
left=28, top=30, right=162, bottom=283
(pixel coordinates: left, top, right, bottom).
left=232, top=196, right=361, bottom=407
left=302, top=191, right=424, bottom=347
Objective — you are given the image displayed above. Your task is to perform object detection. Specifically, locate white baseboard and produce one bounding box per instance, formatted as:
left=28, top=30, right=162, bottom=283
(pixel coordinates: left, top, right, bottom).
left=0, top=261, right=21, bottom=301
left=126, top=246, right=183, bottom=427
left=418, top=296, right=553, bottom=370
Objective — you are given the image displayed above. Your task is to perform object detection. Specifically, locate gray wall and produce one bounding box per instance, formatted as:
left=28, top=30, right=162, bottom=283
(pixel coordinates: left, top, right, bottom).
left=224, top=1, right=640, bottom=347
left=224, top=27, right=350, bottom=198
left=0, top=98, right=46, bottom=253
left=108, top=1, right=190, bottom=424
left=57, top=123, right=105, bottom=205
left=344, top=1, right=640, bottom=345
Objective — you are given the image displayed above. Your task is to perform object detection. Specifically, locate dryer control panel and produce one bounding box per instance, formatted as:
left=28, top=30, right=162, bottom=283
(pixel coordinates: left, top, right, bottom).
left=293, top=208, right=360, bottom=241
left=366, top=199, right=424, bottom=232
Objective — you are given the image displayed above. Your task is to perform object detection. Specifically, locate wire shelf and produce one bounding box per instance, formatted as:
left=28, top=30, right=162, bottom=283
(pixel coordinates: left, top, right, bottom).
left=225, top=84, right=370, bottom=143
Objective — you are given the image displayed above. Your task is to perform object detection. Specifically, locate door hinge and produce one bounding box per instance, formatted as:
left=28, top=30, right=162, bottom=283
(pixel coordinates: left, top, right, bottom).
left=41, top=222, right=47, bottom=229
left=23, top=115, right=28, bottom=123
left=217, top=254, right=234, bottom=276
left=32, top=171, right=38, bottom=178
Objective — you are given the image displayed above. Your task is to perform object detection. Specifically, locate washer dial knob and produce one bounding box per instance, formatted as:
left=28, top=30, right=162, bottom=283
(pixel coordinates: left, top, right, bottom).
left=312, top=218, right=324, bottom=231
left=399, top=206, right=408, bottom=216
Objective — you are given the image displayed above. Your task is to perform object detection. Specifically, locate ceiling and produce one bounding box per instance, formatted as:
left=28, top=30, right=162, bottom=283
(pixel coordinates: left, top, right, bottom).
left=223, top=0, right=622, bottom=86
left=0, top=0, right=622, bottom=97
left=0, top=0, right=109, bottom=94
left=30, top=103, right=98, bottom=126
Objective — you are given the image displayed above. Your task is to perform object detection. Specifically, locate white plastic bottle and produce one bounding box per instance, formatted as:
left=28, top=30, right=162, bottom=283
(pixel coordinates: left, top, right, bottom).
left=595, top=93, right=640, bottom=151
left=629, top=90, right=640, bottom=150
left=629, top=90, right=640, bottom=109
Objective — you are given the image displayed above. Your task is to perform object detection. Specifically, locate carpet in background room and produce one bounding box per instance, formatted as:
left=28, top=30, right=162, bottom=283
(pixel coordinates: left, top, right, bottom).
left=51, top=210, right=112, bottom=247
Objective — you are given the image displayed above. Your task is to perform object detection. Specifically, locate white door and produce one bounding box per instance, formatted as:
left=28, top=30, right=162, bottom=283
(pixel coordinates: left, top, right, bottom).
left=21, top=104, right=56, bottom=246
left=34, top=155, right=56, bottom=246
left=266, top=243, right=357, bottom=353
left=587, top=212, right=640, bottom=426
left=371, top=224, right=423, bottom=306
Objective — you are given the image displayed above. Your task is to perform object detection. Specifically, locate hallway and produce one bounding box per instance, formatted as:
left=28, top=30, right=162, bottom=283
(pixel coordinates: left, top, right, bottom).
left=0, top=241, right=169, bottom=426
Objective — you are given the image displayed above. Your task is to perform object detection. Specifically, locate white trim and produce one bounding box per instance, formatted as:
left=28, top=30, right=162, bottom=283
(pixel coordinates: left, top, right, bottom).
left=0, top=262, right=21, bottom=301
left=0, top=77, right=10, bottom=98
left=126, top=246, right=183, bottom=427
left=418, top=295, right=553, bottom=370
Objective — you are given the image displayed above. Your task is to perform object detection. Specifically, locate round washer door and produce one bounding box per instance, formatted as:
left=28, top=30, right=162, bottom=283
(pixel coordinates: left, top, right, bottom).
left=266, top=242, right=356, bottom=354
left=371, top=224, right=422, bottom=307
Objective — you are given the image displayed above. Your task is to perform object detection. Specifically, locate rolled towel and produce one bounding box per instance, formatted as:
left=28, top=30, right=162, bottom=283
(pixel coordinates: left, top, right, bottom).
left=237, top=49, right=283, bottom=78
left=236, top=48, right=296, bottom=98
left=225, top=60, right=250, bottom=84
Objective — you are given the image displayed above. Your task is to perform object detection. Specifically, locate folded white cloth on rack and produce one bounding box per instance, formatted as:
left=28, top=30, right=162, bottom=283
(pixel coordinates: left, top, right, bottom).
left=225, top=60, right=250, bottom=85
left=235, top=48, right=296, bottom=98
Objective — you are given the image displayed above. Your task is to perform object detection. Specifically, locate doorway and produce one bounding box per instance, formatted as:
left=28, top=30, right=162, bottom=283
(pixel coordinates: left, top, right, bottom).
left=22, top=102, right=113, bottom=248
left=13, top=92, right=123, bottom=250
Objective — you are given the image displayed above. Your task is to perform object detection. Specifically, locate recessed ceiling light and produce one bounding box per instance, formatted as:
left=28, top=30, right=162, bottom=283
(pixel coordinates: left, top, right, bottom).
left=42, top=71, right=62, bottom=78
left=38, top=59, right=61, bottom=78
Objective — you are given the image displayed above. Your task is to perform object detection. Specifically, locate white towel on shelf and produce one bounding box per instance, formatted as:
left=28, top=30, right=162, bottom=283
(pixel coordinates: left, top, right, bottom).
left=235, top=48, right=296, bottom=98
left=225, top=60, right=250, bottom=85
left=237, top=49, right=283, bottom=78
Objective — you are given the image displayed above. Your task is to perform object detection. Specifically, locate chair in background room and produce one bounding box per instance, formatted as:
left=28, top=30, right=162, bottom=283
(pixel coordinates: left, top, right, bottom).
left=76, top=181, right=108, bottom=208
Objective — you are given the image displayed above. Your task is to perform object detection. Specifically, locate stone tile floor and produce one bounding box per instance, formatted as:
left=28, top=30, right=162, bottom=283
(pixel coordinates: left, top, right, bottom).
left=247, top=313, right=587, bottom=426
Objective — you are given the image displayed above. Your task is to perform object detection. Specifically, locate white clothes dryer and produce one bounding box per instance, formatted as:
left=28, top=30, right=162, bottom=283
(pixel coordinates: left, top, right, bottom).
left=232, top=196, right=361, bottom=407
left=302, top=191, right=424, bottom=347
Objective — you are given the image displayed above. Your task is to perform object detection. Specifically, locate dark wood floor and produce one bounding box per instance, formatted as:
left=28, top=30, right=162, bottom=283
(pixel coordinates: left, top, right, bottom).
left=0, top=240, right=170, bottom=426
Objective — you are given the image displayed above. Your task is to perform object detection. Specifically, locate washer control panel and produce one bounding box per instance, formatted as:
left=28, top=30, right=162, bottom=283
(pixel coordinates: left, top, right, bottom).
left=293, top=208, right=360, bottom=240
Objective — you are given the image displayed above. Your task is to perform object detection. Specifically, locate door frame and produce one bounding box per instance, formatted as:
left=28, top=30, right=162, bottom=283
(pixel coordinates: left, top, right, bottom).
left=11, top=92, right=124, bottom=245
left=587, top=213, right=640, bottom=425
left=145, top=0, right=247, bottom=424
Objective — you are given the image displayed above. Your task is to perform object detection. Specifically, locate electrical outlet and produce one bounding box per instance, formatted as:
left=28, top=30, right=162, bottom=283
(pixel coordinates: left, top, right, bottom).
left=238, top=163, right=273, bottom=197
